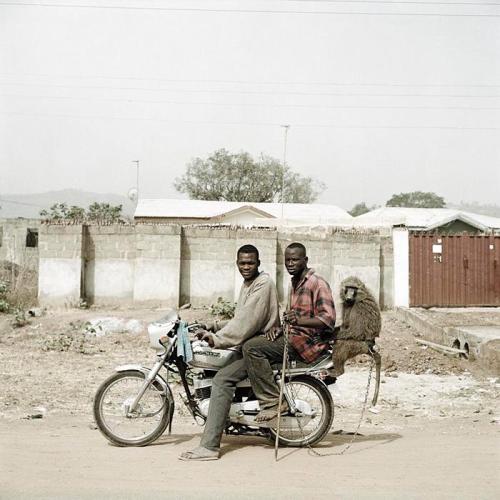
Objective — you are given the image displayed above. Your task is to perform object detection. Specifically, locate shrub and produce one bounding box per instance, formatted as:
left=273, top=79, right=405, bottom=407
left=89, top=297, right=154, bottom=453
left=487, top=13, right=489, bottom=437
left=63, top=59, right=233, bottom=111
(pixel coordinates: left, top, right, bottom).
left=12, top=308, right=30, bottom=328
left=209, top=297, right=236, bottom=319
left=0, top=279, right=10, bottom=313
left=40, top=321, right=100, bottom=354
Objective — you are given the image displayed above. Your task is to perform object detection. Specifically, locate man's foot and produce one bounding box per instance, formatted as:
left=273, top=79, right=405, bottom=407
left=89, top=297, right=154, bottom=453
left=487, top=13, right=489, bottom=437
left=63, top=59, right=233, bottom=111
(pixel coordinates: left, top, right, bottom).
left=254, top=401, right=290, bottom=423
left=178, top=446, right=220, bottom=461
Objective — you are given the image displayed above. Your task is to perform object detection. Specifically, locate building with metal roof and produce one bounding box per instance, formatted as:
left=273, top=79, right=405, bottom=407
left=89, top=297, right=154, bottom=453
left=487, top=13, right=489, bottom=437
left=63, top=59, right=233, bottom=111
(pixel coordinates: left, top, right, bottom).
left=134, top=199, right=353, bottom=226
left=353, top=207, right=500, bottom=234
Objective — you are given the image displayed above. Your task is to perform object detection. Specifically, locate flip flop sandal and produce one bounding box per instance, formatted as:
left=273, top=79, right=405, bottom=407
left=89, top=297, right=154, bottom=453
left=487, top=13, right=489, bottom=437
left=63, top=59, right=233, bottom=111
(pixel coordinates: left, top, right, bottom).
left=178, top=446, right=220, bottom=461
left=255, top=403, right=290, bottom=423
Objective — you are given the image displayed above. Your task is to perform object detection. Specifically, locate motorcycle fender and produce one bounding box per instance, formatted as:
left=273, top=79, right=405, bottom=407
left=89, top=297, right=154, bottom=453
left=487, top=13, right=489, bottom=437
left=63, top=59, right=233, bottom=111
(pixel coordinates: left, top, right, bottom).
left=115, top=364, right=172, bottom=400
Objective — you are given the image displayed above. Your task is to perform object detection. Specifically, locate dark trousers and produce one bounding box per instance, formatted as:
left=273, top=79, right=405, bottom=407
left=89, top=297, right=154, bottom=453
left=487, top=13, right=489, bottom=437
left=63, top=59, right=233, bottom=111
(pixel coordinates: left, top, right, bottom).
left=242, top=335, right=299, bottom=410
left=199, top=354, right=247, bottom=451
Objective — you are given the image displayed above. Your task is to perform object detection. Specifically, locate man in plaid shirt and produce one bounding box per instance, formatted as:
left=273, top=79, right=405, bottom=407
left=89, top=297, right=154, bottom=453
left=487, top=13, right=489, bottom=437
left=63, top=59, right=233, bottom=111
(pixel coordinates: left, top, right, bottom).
left=243, top=242, right=336, bottom=422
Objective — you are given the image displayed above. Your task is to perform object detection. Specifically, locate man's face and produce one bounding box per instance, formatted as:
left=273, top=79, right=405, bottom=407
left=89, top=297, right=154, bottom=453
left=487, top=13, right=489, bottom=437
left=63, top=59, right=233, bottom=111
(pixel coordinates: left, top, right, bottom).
left=285, top=247, right=308, bottom=277
left=237, top=252, right=260, bottom=281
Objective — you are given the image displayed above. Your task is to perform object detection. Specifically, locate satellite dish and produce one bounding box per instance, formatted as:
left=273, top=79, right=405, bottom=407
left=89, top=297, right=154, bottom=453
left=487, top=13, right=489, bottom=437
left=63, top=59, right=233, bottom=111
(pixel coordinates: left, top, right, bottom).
left=127, top=188, right=138, bottom=202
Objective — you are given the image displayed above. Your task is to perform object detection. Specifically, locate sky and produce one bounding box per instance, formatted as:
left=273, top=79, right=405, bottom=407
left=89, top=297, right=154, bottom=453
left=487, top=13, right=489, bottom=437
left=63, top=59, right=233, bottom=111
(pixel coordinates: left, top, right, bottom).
left=0, top=0, right=499, bottom=210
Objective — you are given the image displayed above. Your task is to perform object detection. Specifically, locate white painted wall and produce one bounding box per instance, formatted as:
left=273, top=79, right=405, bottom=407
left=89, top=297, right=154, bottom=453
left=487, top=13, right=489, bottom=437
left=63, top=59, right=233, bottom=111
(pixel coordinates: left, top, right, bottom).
left=134, top=258, right=180, bottom=303
left=393, top=228, right=410, bottom=307
left=38, top=258, right=81, bottom=304
left=85, top=259, right=134, bottom=300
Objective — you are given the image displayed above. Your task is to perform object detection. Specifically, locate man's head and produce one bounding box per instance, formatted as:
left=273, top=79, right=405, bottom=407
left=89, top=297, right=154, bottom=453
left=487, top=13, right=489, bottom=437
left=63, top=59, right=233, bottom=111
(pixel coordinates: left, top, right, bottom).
left=284, top=242, right=308, bottom=278
left=236, top=244, right=260, bottom=282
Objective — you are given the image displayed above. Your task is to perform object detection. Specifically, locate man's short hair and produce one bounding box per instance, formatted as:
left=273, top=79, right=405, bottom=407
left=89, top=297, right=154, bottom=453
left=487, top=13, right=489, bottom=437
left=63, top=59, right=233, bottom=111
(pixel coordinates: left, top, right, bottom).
left=286, top=242, right=307, bottom=257
left=237, top=244, right=259, bottom=259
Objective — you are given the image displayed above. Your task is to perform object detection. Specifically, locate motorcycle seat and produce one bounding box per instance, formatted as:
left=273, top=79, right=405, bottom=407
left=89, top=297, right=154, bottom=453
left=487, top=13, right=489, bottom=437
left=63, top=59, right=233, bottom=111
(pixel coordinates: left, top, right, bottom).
left=271, top=351, right=333, bottom=371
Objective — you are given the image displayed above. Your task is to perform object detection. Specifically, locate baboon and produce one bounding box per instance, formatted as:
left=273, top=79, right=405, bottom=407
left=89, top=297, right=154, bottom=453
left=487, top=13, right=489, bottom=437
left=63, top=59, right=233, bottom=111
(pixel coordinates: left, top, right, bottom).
left=331, top=276, right=382, bottom=405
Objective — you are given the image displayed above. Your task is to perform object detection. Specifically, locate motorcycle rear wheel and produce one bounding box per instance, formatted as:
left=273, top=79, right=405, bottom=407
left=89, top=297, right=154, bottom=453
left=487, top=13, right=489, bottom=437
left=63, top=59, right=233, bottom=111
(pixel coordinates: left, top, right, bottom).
left=269, top=375, right=334, bottom=447
left=93, top=370, right=172, bottom=447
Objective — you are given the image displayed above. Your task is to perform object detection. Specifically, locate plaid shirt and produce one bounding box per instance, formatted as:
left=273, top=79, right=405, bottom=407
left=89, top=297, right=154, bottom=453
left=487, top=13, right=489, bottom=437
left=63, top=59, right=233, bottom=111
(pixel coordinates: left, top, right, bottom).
left=288, top=269, right=336, bottom=363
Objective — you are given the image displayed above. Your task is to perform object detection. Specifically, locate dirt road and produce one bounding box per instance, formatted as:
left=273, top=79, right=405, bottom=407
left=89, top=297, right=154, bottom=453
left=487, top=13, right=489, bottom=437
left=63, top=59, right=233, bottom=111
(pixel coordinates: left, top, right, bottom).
left=1, top=308, right=499, bottom=499
left=1, top=415, right=498, bottom=500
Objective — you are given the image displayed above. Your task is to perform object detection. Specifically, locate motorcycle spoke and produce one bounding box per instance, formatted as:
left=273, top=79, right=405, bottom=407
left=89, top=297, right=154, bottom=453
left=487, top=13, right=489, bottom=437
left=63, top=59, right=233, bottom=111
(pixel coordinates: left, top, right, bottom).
left=97, top=374, right=166, bottom=442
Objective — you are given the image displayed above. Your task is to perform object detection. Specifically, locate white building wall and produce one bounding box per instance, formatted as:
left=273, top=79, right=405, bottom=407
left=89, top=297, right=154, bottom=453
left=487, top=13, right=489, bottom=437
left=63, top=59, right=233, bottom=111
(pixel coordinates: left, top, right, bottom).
left=393, top=228, right=410, bottom=307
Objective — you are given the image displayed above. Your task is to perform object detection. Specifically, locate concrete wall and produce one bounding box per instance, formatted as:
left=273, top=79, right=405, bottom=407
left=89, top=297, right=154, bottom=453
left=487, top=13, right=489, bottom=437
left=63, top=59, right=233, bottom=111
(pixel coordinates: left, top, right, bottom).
left=38, top=225, right=83, bottom=306
left=179, top=227, right=277, bottom=306
left=276, top=227, right=388, bottom=310
left=0, top=218, right=40, bottom=271
left=84, top=226, right=136, bottom=303
left=134, top=224, right=181, bottom=305
left=37, top=223, right=394, bottom=310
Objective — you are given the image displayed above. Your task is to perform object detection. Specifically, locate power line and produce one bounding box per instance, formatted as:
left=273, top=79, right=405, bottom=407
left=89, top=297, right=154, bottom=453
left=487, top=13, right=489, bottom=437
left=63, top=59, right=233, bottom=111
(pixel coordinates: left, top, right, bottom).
left=1, top=73, right=499, bottom=88
left=0, top=2, right=499, bottom=17
left=2, top=93, right=499, bottom=110
left=277, top=0, right=500, bottom=5
left=1, top=110, right=498, bottom=130
left=0, top=82, right=498, bottom=97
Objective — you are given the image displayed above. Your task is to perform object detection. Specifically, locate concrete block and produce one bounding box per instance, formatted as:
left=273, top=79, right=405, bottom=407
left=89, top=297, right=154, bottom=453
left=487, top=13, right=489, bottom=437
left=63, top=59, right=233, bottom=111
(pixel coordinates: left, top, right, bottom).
left=134, top=257, right=180, bottom=305
left=180, top=260, right=234, bottom=307
left=38, top=258, right=82, bottom=305
left=85, top=259, right=134, bottom=302
left=333, top=264, right=380, bottom=308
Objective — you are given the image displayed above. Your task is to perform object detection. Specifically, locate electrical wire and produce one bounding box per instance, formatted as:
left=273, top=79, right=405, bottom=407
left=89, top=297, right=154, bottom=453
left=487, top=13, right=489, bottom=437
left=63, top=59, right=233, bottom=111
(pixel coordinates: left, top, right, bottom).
left=2, top=93, right=498, bottom=110
left=0, top=82, right=498, bottom=98
left=1, top=110, right=498, bottom=129
left=277, top=0, right=500, bottom=5
left=1, top=74, right=499, bottom=88
left=0, top=2, right=499, bottom=17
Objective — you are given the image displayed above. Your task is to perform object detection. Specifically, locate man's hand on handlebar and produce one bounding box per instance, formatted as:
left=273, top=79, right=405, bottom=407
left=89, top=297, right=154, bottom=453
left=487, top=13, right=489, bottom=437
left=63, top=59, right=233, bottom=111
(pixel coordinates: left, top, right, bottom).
left=196, top=320, right=215, bottom=331
left=195, top=329, right=216, bottom=347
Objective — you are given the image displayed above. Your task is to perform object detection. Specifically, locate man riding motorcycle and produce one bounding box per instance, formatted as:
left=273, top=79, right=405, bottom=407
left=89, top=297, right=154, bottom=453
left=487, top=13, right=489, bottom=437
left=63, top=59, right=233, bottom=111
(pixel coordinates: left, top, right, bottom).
left=179, top=244, right=280, bottom=461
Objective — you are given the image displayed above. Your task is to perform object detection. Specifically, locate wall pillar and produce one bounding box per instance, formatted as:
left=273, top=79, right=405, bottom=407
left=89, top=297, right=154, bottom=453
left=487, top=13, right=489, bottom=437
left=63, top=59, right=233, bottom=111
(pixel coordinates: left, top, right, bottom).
left=393, top=227, right=410, bottom=307
left=38, top=225, right=84, bottom=306
left=133, top=224, right=181, bottom=306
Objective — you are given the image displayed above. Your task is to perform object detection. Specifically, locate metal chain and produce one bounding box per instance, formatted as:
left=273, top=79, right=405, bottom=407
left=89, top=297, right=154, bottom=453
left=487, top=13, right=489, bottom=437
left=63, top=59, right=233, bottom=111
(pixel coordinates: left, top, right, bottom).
left=285, top=347, right=375, bottom=458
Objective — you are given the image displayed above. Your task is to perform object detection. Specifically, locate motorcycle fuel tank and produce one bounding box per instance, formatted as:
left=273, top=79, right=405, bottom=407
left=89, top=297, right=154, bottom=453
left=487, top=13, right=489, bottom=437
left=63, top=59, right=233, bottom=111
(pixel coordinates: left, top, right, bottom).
left=189, top=342, right=239, bottom=369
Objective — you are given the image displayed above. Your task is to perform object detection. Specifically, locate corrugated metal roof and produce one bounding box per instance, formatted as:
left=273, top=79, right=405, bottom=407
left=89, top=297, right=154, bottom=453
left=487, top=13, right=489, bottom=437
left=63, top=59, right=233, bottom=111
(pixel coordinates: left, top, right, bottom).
left=354, top=207, right=500, bottom=230
left=134, top=199, right=352, bottom=220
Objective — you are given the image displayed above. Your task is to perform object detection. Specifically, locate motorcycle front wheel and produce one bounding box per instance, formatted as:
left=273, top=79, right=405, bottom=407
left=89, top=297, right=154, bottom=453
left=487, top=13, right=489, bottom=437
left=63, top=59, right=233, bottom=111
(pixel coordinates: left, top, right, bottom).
left=93, top=370, right=172, bottom=447
left=269, top=375, right=334, bottom=447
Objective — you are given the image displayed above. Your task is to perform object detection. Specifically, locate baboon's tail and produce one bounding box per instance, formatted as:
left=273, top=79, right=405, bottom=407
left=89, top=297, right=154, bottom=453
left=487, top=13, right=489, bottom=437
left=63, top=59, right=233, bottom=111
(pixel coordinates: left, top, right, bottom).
left=371, top=350, right=381, bottom=406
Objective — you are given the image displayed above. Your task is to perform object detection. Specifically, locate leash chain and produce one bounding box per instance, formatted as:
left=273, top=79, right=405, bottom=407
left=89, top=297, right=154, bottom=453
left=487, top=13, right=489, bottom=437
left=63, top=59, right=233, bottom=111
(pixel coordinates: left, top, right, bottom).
left=285, top=345, right=375, bottom=457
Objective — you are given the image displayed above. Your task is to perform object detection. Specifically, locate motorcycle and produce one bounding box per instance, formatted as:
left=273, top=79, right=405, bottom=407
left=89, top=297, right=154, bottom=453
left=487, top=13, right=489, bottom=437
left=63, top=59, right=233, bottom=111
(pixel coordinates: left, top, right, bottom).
left=93, top=309, right=335, bottom=448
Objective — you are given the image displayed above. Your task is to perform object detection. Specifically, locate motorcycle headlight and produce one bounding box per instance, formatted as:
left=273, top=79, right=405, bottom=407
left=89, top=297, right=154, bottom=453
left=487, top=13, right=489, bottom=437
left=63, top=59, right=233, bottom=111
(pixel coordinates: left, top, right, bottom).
left=148, top=322, right=175, bottom=351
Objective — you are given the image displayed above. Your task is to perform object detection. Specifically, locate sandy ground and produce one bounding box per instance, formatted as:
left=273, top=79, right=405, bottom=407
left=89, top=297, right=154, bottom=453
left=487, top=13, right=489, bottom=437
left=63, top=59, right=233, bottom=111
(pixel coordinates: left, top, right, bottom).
left=1, top=307, right=499, bottom=499
left=1, top=416, right=498, bottom=500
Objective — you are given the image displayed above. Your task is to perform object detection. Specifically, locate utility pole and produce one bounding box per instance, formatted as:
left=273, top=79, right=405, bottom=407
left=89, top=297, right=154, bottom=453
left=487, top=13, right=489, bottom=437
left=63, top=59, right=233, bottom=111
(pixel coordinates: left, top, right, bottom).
left=132, top=160, right=140, bottom=200
left=280, top=125, right=290, bottom=219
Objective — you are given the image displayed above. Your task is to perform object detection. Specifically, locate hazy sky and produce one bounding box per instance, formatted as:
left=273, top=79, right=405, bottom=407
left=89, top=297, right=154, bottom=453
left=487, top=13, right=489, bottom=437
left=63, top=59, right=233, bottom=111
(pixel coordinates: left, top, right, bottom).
left=0, top=0, right=499, bottom=209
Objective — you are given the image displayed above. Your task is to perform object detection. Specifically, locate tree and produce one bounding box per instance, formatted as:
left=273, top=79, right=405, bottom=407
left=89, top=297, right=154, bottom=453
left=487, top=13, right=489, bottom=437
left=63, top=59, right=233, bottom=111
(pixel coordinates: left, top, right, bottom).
left=174, top=149, right=325, bottom=203
left=349, top=202, right=374, bottom=217
left=386, top=191, right=446, bottom=209
left=40, top=202, right=125, bottom=224
left=86, top=202, right=124, bottom=224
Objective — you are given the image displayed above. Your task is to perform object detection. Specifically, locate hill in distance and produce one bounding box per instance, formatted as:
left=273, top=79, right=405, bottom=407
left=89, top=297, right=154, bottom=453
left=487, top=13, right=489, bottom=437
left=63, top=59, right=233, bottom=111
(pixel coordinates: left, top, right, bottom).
left=0, top=189, right=137, bottom=219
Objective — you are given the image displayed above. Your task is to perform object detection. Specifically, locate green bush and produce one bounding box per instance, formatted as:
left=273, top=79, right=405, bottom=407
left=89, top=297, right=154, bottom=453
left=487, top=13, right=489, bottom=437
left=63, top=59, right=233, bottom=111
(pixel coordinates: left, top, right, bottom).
left=0, top=280, right=10, bottom=313
left=209, top=297, right=236, bottom=320
left=12, top=308, right=30, bottom=328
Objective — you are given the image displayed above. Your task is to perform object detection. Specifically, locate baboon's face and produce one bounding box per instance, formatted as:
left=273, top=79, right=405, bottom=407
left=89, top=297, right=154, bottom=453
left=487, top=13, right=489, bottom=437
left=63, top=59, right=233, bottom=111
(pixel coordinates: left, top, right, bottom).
left=344, top=286, right=358, bottom=305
